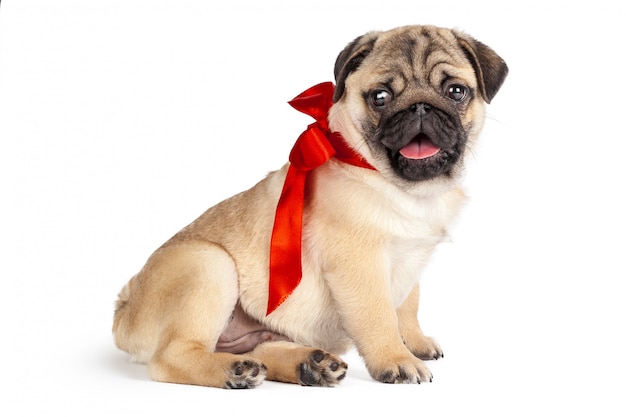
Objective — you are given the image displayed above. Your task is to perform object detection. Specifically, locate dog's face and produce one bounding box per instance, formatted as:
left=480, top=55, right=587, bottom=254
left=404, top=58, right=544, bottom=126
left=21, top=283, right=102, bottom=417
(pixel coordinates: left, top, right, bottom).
left=329, top=25, right=508, bottom=193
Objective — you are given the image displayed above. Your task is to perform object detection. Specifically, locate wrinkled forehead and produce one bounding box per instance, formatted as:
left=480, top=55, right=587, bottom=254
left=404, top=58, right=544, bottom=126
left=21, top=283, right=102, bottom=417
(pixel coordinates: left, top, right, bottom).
left=357, top=28, right=477, bottom=90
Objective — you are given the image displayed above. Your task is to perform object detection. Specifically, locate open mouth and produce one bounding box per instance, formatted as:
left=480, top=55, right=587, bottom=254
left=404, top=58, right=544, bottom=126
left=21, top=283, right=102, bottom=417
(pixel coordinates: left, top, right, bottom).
left=385, top=132, right=461, bottom=182
left=398, top=133, right=441, bottom=160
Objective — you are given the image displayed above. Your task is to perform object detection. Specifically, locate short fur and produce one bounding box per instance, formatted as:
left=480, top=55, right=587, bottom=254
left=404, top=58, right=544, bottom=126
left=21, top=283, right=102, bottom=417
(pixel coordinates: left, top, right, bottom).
left=113, top=25, right=508, bottom=388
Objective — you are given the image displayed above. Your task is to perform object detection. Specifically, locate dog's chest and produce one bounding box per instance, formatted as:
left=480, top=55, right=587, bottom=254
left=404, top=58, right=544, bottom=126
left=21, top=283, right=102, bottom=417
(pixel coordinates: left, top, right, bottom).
left=379, top=184, right=465, bottom=304
left=385, top=232, right=442, bottom=306
left=310, top=166, right=465, bottom=307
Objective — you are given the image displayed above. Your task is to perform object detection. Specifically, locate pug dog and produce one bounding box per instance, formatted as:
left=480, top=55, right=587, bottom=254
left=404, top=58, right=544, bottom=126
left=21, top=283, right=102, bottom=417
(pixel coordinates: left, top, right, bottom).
left=113, top=25, right=508, bottom=389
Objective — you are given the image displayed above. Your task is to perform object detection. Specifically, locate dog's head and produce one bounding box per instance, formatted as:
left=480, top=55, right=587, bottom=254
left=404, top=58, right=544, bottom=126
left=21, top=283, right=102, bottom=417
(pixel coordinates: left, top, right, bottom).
left=329, top=25, right=508, bottom=194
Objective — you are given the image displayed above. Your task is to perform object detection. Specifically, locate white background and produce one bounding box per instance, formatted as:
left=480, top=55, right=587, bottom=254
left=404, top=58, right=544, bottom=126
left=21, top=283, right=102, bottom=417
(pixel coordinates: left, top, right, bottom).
left=1, top=0, right=625, bottom=415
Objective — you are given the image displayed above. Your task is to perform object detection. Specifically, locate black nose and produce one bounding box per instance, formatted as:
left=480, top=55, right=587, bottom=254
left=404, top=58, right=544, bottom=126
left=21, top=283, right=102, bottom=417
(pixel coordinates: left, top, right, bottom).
left=410, top=103, right=431, bottom=115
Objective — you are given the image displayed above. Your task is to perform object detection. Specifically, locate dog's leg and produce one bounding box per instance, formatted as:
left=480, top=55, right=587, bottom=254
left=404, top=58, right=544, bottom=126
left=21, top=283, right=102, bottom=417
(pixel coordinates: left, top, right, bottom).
left=397, top=283, right=443, bottom=360
left=114, top=241, right=266, bottom=389
left=248, top=340, right=347, bottom=386
left=326, top=258, right=433, bottom=384
left=148, top=338, right=266, bottom=389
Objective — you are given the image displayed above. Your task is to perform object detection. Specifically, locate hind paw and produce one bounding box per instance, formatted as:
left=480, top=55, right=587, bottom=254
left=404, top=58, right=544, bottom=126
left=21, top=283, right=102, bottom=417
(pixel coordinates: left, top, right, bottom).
left=225, top=360, right=267, bottom=389
left=298, top=350, right=348, bottom=387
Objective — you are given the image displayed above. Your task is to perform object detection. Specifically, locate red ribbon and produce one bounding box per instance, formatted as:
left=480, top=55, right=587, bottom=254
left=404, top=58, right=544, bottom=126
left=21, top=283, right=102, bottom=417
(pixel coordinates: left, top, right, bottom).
left=267, top=82, right=376, bottom=315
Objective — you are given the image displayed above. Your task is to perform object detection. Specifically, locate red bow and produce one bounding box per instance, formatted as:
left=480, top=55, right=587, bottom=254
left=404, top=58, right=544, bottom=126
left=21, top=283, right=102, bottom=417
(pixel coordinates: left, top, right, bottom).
left=267, top=82, right=376, bottom=315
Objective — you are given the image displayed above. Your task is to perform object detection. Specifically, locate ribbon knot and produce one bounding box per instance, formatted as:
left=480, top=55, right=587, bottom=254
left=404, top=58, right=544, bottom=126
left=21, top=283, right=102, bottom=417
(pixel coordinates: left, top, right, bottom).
left=289, top=123, right=335, bottom=171
left=266, top=82, right=376, bottom=315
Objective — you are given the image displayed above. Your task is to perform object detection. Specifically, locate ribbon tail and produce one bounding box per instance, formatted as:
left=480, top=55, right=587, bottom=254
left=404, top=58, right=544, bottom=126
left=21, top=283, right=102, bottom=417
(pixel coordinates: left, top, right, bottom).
left=267, top=166, right=306, bottom=315
left=266, top=82, right=375, bottom=316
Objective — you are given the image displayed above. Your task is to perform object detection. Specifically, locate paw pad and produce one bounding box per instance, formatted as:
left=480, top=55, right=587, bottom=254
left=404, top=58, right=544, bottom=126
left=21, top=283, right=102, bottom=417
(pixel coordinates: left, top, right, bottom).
left=225, top=360, right=266, bottom=389
left=298, top=350, right=347, bottom=387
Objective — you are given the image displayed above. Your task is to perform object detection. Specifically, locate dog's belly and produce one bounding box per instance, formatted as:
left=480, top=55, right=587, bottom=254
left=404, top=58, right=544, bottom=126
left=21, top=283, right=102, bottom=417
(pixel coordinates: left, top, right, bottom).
left=250, top=274, right=354, bottom=354
left=215, top=302, right=290, bottom=354
left=221, top=298, right=346, bottom=354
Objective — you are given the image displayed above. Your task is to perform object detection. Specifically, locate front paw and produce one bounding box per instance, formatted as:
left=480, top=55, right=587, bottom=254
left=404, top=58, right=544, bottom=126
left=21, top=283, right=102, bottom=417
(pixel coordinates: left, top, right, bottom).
left=367, top=354, right=433, bottom=384
left=402, top=332, right=444, bottom=361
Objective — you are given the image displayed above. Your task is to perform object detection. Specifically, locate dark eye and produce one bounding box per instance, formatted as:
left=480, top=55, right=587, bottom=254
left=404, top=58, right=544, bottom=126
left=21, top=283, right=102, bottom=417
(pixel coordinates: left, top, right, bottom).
left=371, top=90, right=392, bottom=107
left=446, top=84, right=468, bottom=102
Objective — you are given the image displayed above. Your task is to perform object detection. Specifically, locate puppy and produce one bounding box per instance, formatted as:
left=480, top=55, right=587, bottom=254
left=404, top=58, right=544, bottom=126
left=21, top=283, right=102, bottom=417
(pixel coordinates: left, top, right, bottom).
left=113, top=25, right=508, bottom=388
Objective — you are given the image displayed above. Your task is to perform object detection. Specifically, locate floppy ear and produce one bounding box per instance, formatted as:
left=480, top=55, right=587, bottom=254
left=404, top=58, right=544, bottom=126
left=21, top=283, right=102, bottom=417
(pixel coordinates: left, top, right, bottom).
left=333, top=31, right=380, bottom=102
left=454, top=31, right=509, bottom=103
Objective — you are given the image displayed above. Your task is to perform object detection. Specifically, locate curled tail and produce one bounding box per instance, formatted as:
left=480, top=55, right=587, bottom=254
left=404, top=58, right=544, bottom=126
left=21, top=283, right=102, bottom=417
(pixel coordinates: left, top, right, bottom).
left=114, top=281, right=131, bottom=316
left=112, top=280, right=134, bottom=355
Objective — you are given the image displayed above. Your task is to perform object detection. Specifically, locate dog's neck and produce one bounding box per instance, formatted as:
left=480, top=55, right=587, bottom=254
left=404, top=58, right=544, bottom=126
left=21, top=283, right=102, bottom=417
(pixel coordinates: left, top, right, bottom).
left=267, top=82, right=376, bottom=315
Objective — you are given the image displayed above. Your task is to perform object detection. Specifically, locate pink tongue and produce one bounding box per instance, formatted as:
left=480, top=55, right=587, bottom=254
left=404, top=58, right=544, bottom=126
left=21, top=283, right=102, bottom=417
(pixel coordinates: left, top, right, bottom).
left=399, top=135, right=440, bottom=159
